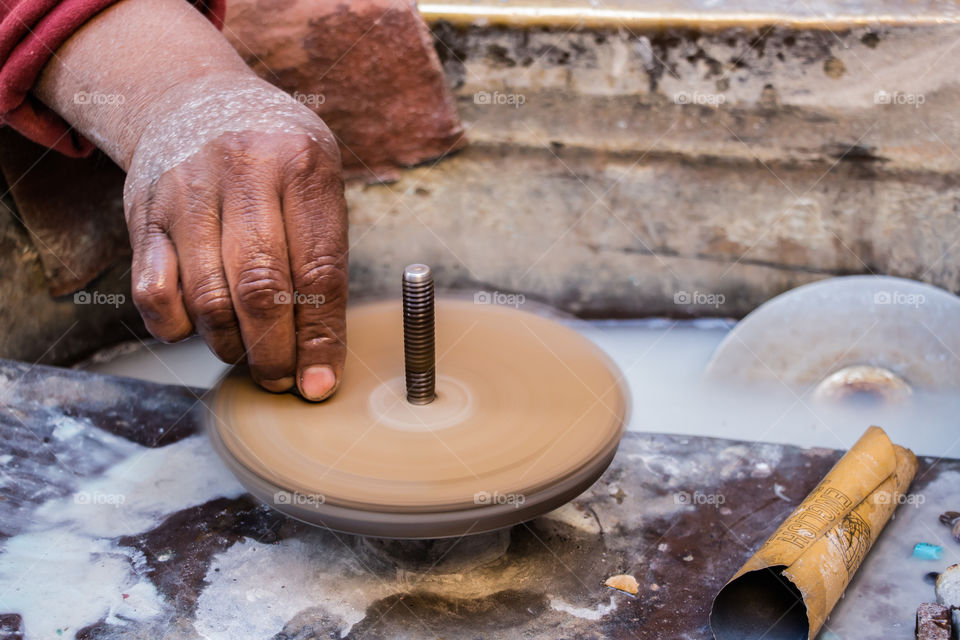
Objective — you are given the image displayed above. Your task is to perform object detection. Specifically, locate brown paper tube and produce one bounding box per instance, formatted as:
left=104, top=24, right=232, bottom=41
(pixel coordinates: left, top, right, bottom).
left=710, top=426, right=918, bottom=640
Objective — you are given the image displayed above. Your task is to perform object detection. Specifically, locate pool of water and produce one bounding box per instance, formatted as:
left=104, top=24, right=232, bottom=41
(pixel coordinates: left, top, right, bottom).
left=79, top=318, right=960, bottom=457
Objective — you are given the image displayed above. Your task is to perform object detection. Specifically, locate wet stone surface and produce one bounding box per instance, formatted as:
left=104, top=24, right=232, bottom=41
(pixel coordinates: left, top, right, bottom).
left=0, top=359, right=956, bottom=639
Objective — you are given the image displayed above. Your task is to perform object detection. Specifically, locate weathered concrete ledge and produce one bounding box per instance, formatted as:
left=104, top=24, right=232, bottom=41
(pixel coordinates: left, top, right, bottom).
left=4, top=11, right=960, bottom=363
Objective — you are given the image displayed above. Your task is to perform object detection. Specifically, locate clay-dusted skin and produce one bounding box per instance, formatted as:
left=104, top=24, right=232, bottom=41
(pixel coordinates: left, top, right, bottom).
left=209, top=299, right=628, bottom=513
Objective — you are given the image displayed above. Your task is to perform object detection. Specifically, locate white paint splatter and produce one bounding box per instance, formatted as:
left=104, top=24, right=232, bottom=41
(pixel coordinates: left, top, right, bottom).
left=37, top=435, right=244, bottom=537
left=51, top=416, right=87, bottom=440
left=548, top=595, right=617, bottom=621
left=194, top=538, right=368, bottom=639
left=774, top=483, right=792, bottom=502
left=0, top=433, right=245, bottom=636
left=0, top=531, right=162, bottom=638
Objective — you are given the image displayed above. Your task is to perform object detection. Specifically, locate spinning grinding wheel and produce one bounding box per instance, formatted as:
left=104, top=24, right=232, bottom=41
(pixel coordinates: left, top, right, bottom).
left=207, top=266, right=629, bottom=538
left=705, top=275, right=960, bottom=400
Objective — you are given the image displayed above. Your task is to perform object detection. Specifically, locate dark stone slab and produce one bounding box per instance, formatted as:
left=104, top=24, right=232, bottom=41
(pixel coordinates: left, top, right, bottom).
left=0, top=361, right=955, bottom=639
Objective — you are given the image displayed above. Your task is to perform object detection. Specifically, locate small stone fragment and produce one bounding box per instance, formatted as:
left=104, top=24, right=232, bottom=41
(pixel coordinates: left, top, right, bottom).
left=939, top=511, right=960, bottom=542
left=939, top=511, right=960, bottom=526
left=609, top=486, right=627, bottom=504
left=604, top=574, right=639, bottom=595
left=935, top=564, right=960, bottom=632
left=914, top=542, right=943, bottom=561
left=915, top=602, right=951, bottom=639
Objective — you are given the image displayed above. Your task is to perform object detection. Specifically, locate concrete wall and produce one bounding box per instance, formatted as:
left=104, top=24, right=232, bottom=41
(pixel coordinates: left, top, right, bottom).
left=344, top=21, right=960, bottom=317
left=3, top=13, right=959, bottom=362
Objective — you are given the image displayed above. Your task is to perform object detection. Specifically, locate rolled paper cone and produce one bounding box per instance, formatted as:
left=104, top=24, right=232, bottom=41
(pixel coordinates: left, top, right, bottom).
left=710, top=426, right=918, bottom=640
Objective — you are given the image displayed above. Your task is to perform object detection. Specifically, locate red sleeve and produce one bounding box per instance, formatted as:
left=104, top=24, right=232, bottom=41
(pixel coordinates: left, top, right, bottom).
left=0, top=0, right=225, bottom=157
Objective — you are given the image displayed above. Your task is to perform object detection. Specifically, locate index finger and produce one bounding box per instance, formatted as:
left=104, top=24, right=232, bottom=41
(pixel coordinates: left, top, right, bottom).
left=282, top=147, right=349, bottom=401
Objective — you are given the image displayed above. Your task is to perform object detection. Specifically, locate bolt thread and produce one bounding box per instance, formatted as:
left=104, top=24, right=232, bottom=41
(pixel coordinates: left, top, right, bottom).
left=403, top=265, right=436, bottom=404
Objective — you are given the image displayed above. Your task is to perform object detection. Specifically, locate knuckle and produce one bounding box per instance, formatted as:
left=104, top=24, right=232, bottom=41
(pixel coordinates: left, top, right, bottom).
left=200, top=305, right=239, bottom=337
left=130, top=215, right=167, bottom=242
left=233, top=263, right=289, bottom=316
left=295, top=259, right=347, bottom=296
left=312, top=132, right=341, bottom=161
left=219, top=131, right=254, bottom=158
left=184, top=174, right=211, bottom=194
left=285, top=136, right=341, bottom=179
left=298, top=321, right=346, bottom=364
left=282, top=143, right=319, bottom=176
left=132, top=279, right=175, bottom=319
left=228, top=191, right=270, bottom=218
left=301, top=329, right=344, bottom=351
left=296, top=295, right=346, bottom=347
left=191, top=285, right=237, bottom=334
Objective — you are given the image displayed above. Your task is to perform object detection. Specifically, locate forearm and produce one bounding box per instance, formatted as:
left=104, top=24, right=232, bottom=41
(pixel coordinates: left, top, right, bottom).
left=33, top=0, right=253, bottom=170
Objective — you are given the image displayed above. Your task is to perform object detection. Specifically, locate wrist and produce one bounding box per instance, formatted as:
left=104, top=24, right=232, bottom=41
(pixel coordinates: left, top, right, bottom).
left=33, top=0, right=255, bottom=168
left=124, top=73, right=328, bottom=206
left=118, top=69, right=266, bottom=170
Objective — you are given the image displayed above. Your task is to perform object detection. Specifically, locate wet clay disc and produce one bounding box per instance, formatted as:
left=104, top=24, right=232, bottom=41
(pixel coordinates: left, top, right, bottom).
left=206, top=298, right=629, bottom=538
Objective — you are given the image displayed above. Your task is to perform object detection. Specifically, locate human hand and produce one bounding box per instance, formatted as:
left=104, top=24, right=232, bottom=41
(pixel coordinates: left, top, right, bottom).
left=123, top=74, right=347, bottom=400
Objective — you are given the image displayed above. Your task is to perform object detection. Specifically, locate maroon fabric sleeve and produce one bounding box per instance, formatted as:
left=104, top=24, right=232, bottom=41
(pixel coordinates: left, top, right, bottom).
left=0, top=0, right=226, bottom=157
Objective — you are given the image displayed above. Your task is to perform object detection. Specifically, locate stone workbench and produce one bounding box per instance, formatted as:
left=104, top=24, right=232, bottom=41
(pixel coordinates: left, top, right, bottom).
left=0, top=358, right=956, bottom=639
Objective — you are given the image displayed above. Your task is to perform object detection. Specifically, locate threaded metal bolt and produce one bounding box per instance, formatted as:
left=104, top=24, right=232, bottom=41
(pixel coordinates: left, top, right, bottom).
left=402, top=264, right=436, bottom=405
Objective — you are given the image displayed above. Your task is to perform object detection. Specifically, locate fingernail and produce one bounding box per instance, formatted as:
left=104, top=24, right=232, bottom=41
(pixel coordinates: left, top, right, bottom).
left=301, top=366, right=337, bottom=401
left=261, top=376, right=294, bottom=393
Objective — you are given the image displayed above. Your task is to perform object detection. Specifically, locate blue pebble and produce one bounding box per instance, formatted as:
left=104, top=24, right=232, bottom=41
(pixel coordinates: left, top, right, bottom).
left=913, top=542, right=943, bottom=561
